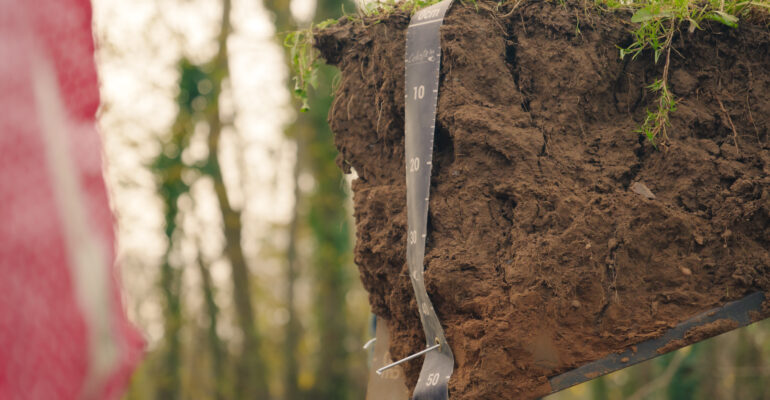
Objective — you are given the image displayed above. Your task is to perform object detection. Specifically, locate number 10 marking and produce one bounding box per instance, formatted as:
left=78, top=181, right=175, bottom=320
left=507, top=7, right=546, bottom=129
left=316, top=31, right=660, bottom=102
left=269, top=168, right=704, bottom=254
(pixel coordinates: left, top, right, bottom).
left=413, top=85, right=425, bottom=100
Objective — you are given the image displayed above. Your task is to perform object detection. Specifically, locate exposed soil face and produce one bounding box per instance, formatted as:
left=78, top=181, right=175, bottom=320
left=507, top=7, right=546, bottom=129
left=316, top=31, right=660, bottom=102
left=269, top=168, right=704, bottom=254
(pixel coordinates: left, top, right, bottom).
left=316, top=1, right=770, bottom=398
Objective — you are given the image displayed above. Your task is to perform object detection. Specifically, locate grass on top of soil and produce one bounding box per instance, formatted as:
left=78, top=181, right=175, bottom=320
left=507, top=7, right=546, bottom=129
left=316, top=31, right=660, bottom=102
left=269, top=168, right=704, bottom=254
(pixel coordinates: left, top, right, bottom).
left=285, top=0, right=770, bottom=146
left=612, top=0, right=769, bottom=146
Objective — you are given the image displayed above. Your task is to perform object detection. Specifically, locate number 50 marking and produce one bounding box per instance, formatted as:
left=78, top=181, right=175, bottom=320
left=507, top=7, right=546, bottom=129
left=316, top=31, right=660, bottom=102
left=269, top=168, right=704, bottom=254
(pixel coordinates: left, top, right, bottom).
left=426, top=372, right=440, bottom=386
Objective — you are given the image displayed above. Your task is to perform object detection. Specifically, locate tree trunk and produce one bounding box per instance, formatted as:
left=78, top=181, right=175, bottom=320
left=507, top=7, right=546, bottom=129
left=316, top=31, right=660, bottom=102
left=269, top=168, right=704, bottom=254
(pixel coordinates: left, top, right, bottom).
left=157, top=260, right=182, bottom=400
left=264, top=0, right=355, bottom=396
left=196, top=251, right=226, bottom=399
left=284, top=137, right=302, bottom=400
left=205, top=0, right=270, bottom=398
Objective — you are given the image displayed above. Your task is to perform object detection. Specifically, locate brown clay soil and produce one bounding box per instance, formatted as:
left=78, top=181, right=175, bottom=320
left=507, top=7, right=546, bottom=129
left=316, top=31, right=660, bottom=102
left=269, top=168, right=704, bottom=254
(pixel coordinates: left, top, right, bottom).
left=315, top=1, right=770, bottom=398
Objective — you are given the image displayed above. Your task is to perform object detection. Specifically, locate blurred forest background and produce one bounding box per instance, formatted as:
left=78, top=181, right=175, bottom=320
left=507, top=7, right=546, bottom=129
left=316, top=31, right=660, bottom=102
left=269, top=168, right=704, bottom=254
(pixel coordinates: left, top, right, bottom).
left=91, top=0, right=770, bottom=399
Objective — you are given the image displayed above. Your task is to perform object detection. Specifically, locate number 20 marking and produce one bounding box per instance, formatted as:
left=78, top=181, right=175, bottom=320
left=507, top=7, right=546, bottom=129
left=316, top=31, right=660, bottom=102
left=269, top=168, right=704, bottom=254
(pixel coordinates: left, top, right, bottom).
left=413, top=85, right=425, bottom=100
left=408, top=157, right=420, bottom=172
left=426, top=372, right=440, bottom=386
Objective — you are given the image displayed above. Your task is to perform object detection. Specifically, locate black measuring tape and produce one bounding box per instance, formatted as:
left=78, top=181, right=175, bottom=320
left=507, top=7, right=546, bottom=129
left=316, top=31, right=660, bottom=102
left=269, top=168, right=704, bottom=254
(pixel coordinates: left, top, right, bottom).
left=404, top=1, right=455, bottom=399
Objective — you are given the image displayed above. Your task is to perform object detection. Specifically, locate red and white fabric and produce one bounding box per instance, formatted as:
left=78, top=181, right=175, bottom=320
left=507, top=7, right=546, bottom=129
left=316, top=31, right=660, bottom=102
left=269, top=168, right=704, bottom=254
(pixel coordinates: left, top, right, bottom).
left=0, top=0, right=143, bottom=398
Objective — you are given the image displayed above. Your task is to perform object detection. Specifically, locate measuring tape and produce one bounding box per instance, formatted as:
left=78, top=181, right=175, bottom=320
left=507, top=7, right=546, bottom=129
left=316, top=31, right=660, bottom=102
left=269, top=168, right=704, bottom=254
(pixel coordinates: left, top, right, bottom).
left=404, top=1, right=455, bottom=398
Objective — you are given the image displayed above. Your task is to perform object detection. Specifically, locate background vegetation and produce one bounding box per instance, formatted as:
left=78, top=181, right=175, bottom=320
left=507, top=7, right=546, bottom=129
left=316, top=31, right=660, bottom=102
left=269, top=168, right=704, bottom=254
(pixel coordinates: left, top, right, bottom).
left=92, top=0, right=770, bottom=399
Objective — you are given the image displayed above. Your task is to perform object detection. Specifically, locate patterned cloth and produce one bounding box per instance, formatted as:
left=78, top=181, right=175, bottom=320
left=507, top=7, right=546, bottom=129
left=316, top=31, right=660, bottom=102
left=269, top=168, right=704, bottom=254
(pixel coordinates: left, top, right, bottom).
left=0, top=0, right=143, bottom=398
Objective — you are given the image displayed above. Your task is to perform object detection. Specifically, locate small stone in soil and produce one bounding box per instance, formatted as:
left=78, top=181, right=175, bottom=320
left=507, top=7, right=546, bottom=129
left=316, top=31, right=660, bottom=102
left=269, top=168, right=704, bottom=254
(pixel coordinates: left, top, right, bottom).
left=694, top=233, right=705, bottom=245
left=630, top=181, right=656, bottom=200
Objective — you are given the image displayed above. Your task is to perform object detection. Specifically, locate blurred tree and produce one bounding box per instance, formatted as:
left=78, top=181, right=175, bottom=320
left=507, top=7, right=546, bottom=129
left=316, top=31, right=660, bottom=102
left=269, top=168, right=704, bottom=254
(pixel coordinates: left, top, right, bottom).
left=200, top=0, right=271, bottom=398
left=142, top=0, right=271, bottom=398
left=284, top=138, right=303, bottom=400
left=260, top=1, right=308, bottom=396
left=259, top=0, right=305, bottom=396
left=263, top=0, right=357, bottom=398
left=149, top=58, right=200, bottom=400
left=694, top=338, right=719, bottom=399
left=304, top=66, right=355, bottom=400
left=733, top=328, right=765, bottom=399
left=590, top=375, right=610, bottom=400
left=195, top=241, right=226, bottom=399
left=667, top=347, right=699, bottom=399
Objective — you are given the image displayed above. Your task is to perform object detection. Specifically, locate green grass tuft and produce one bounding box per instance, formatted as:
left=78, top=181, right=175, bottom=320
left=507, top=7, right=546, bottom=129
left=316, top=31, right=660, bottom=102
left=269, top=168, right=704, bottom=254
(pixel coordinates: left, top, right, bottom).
left=607, top=0, right=768, bottom=146
left=284, top=19, right=337, bottom=112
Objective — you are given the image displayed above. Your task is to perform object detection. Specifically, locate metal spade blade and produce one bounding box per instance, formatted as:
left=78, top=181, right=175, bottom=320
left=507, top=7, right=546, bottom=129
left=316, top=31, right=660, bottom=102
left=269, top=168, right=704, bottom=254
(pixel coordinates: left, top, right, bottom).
left=547, top=291, right=766, bottom=394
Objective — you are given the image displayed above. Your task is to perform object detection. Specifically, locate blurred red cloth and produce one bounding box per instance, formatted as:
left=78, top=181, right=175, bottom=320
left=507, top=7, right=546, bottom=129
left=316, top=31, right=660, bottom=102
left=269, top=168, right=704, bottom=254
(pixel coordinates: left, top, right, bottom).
left=0, top=0, right=144, bottom=398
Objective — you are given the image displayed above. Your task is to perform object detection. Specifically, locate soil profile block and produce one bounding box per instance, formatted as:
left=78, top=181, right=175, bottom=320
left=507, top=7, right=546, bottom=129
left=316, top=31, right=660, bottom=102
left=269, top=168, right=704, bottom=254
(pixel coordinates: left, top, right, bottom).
left=316, top=1, right=770, bottom=398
